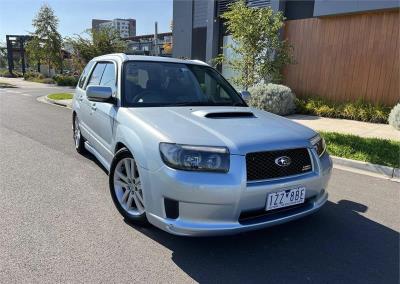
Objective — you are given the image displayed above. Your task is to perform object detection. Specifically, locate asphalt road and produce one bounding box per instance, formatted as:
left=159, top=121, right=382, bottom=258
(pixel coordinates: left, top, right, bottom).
left=0, top=79, right=399, bottom=284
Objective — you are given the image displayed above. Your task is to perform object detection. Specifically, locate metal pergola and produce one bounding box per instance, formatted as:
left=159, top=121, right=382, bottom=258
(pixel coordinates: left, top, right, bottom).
left=6, top=35, right=32, bottom=75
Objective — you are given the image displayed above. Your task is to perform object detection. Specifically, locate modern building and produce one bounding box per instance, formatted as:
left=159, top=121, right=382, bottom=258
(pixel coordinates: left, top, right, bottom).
left=125, top=32, right=173, bottom=56
left=92, top=18, right=136, bottom=38
left=172, top=0, right=399, bottom=106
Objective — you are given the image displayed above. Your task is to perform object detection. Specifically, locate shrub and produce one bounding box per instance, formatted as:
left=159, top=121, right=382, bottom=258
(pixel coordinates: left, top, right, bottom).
left=248, top=83, right=296, bottom=115
left=0, top=69, right=23, bottom=77
left=388, top=103, right=400, bottom=130
left=295, top=98, right=391, bottom=123
left=53, top=75, right=79, bottom=86
left=24, top=71, right=45, bottom=80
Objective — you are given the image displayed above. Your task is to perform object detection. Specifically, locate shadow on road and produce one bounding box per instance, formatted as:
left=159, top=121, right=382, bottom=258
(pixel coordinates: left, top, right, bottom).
left=82, top=151, right=108, bottom=174
left=127, top=200, right=399, bottom=283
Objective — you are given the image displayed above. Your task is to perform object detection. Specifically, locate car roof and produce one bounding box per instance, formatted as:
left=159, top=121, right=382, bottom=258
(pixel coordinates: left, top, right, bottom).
left=92, top=53, right=209, bottom=66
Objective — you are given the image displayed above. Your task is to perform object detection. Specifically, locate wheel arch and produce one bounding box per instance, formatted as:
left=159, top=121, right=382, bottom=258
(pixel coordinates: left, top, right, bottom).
left=114, top=125, right=149, bottom=170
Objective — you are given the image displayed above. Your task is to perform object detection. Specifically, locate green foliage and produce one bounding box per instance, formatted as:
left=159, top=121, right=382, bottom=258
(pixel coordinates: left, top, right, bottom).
left=388, top=103, right=400, bottom=130
left=248, top=83, right=296, bottom=115
left=295, top=98, right=390, bottom=123
left=53, top=75, right=79, bottom=86
left=0, top=46, right=7, bottom=68
left=25, top=4, right=63, bottom=75
left=24, top=71, right=45, bottom=80
left=321, top=132, right=400, bottom=168
left=47, top=93, right=73, bottom=100
left=0, top=70, right=23, bottom=77
left=24, top=71, right=54, bottom=83
left=214, top=0, right=292, bottom=90
left=66, top=28, right=127, bottom=72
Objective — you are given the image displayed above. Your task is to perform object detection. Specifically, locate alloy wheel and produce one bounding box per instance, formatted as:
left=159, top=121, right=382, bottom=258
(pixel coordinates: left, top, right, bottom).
left=113, top=157, right=145, bottom=216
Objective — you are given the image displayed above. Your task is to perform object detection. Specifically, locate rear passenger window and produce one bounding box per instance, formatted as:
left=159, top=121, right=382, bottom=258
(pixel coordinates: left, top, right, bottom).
left=87, top=63, right=107, bottom=86
left=78, top=61, right=95, bottom=89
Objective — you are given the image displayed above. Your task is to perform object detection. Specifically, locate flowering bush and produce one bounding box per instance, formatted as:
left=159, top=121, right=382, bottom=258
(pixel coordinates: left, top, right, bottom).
left=248, top=83, right=296, bottom=115
left=388, top=103, right=400, bottom=130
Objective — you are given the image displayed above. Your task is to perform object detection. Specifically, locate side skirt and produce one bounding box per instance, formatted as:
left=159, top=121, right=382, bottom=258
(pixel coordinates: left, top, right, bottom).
left=84, top=141, right=111, bottom=172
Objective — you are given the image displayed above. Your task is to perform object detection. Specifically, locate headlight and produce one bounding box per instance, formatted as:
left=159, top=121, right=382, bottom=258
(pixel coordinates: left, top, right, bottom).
left=310, top=134, right=326, bottom=157
left=159, top=143, right=230, bottom=172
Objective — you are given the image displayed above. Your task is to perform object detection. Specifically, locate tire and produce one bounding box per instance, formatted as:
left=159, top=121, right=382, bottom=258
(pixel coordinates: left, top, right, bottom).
left=73, top=115, right=86, bottom=154
left=109, top=148, right=149, bottom=225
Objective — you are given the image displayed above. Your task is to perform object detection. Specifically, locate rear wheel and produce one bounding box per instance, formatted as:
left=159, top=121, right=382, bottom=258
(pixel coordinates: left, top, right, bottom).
left=109, top=148, right=148, bottom=225
left=73, top=115, right=86, bottom=154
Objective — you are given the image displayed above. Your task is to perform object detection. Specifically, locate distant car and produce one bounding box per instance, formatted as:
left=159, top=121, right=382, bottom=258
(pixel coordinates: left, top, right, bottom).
left=72, top=53, right=332, bottom=236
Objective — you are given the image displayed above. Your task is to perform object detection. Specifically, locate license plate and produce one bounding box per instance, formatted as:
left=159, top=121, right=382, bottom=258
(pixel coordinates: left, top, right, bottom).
left=266, top=187, right=306, bottom=211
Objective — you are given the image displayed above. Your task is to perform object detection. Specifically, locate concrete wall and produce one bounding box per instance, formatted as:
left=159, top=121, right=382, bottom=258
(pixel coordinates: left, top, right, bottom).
left=172, top=0, right=193, bottom=58
left=314, top=0, right=399, bottom=17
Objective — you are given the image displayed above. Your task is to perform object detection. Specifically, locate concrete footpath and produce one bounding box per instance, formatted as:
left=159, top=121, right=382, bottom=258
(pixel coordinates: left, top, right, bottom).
left=288, top=114, right=400, bottom=142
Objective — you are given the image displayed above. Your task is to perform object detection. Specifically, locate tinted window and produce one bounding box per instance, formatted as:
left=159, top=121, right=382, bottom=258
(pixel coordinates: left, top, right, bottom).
left=87, top=63, right=107, bottom=86
left=78, top=61, right=95, bottom=89
left=99, top=63, right=116, bottom=91
left=123, top=61, right=245, bottom=107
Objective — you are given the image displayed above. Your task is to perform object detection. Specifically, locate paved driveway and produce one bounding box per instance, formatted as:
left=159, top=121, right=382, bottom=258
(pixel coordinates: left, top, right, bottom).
left=0, top=80, right=399, bottom=283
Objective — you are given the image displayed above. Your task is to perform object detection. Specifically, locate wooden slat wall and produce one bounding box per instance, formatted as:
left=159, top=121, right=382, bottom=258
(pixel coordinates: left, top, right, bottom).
left=283, top=10, right=399, bottom=106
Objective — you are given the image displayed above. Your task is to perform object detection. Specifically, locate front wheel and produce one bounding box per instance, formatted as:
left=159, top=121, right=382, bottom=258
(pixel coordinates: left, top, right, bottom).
left=109, top=148, right=148, bottom=225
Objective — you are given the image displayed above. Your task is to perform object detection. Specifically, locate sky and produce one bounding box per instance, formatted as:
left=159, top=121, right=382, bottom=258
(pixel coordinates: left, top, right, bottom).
left=0, top=0, right=173, bottom=43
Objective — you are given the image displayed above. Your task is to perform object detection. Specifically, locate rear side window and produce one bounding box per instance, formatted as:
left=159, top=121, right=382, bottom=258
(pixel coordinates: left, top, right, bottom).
left=78, top=61, right=95, bottom=89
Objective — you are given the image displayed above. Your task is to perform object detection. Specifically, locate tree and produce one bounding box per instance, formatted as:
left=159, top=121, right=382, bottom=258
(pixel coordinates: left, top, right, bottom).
left=25, top=37, right=43, bottom=72
left=26, top=4, right=63, bottom=75
left=66, top=27, right=127, bottom=72
left=214, top=0, right=292, bottom=90
left=163, top=43, right=172, bottom=54
left=0, top=43, right=7, bottom=69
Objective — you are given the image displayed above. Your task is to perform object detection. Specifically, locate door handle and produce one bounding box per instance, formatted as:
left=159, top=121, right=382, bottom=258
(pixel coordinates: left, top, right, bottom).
left=78, top=96, right=83, bottom=102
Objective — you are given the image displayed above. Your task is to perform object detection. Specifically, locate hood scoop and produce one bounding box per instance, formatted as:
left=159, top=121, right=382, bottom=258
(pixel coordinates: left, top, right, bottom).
left=192, top=110, right=256, bottom=119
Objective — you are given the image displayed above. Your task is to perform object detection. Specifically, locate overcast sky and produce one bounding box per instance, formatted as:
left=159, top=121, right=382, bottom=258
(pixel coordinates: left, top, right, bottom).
left=0, top=0, right=173, bottom=43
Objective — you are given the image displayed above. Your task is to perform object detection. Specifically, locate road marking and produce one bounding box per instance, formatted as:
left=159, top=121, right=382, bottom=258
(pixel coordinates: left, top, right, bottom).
left=20, top=93, right=32, bottom=97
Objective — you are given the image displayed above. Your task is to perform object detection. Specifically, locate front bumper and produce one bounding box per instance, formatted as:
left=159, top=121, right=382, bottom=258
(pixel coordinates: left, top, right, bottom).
left=140, top=151, right=332, bottom=236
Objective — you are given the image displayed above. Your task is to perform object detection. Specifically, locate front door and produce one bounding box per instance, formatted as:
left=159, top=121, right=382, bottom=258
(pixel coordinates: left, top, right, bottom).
left=86, top=61, right=118, bottom=164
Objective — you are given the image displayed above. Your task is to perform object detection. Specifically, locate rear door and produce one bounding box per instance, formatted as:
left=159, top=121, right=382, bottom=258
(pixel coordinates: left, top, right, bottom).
left=75, top=61, right=95, bottom=139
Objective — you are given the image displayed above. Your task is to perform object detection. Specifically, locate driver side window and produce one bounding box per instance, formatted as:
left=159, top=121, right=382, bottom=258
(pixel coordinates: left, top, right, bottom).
left=86, top=62, right=117, bottom=95
left=87, top=63, right=107, bottom=87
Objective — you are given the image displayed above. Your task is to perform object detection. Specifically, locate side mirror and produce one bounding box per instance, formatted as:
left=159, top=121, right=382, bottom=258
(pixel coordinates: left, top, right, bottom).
left=240, top=90, right=251, bottom=101
left=86, top=85, right=113, bottom=102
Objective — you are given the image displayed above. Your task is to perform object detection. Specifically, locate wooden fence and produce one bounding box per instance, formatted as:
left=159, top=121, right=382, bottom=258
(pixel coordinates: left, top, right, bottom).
left=283, top=10, right=399, bottom=106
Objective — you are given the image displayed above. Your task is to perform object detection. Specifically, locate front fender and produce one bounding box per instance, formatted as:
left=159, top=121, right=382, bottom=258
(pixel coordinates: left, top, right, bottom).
left=114, top=124, right=164, bottom=171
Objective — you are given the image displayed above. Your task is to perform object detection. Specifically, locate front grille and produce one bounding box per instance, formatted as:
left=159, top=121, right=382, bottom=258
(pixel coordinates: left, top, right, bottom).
left=246, top=148, right=312, bottom=181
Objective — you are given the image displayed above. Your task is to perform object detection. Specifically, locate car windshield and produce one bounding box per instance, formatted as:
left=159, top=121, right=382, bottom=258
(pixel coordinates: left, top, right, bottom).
left=123, top=61, right=246, bottom=107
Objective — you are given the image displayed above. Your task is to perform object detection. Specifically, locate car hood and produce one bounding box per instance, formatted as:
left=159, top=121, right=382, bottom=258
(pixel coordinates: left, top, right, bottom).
left=126, top=107, right=317, bottom=155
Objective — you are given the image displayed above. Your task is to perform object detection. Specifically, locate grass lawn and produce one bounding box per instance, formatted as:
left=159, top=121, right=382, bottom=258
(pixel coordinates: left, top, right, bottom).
left=48, top=93, right=73, bottom=100
left=320, top=132, right=400, bottom=168
left=0, top=81, right=16, bottom=88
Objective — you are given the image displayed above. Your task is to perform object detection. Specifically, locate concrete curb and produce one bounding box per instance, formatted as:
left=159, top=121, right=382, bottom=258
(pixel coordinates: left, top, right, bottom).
left=45, top=95, right=72, bottom=109
left=332, top=156, right=399, bottom=179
